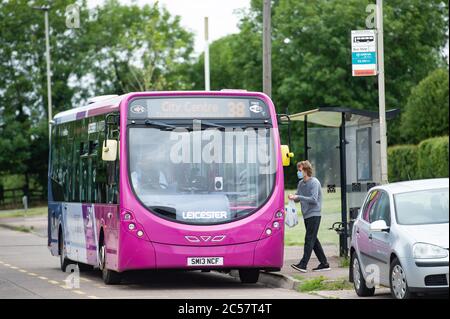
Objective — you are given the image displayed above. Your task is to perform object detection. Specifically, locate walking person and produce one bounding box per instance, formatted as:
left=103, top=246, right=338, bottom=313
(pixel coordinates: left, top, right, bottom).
left=288, top=161, right=330, bottom=273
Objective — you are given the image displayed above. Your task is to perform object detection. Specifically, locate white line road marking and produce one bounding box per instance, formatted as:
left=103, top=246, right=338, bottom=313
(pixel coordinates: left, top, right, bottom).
left=0, top=259, right=98, bottom=298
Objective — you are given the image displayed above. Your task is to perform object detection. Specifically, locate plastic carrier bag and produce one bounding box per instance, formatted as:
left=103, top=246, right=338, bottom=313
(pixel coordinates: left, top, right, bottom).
left=285, top=199, right=299, bottom=228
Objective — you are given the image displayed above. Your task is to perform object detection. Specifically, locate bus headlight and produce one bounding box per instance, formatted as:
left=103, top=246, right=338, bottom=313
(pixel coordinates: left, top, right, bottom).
left=275, top=211, right=283, bottom=219
left=124, top=213, right=132, bottom=221
left=265, top=228, right=272, bottom=236
left=128, top=223, right=136, bottom=231
left=137, top=230, right=144, bottom=237
left=273, top=221, right=280, bottom=228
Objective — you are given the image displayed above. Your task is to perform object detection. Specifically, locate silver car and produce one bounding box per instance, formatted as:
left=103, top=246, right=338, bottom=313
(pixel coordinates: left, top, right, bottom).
left=350, top=178, right=449, bottom=299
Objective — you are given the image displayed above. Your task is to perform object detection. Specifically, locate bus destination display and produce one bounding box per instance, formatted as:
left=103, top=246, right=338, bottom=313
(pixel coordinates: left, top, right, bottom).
left=128, top=97, right=269, bottom=119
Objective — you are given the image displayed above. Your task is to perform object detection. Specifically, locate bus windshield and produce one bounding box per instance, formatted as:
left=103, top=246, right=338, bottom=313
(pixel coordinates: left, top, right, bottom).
left=128, top=125, right=276, bottom=225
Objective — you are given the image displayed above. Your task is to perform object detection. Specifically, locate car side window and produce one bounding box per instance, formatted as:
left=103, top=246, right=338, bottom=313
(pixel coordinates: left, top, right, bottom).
left=362, top=190, right=381, bottom=222
left=370, top=192, right=391, bottom=226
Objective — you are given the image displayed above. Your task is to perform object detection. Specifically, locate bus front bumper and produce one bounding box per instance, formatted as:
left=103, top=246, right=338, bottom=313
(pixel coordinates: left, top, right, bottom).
left=118, top=228, right=284, bottom=271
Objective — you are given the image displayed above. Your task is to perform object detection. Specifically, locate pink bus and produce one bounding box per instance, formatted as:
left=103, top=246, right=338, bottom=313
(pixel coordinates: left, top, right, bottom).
left=48, top=91, right=292, bottom=284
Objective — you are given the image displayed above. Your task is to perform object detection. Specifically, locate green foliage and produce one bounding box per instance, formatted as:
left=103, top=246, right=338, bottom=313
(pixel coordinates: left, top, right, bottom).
left=417, top=136, right=449, bottom=179
left=0, top=0, right=195, bottom=191
left=388, top=136, right=449, bottom=182
left=189, top=0, right=448, bottom=187
left=401, top=69, right=449, bottom=144
left=387, top=145, right=418, bottom=182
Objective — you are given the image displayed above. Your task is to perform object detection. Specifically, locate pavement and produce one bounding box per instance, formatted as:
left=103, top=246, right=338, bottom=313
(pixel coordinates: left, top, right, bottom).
left=0, top=216, right=393, bottom=299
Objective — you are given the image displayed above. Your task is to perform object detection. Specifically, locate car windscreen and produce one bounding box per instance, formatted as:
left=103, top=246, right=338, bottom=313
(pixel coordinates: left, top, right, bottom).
left=394, top=188, right=449, bottom=225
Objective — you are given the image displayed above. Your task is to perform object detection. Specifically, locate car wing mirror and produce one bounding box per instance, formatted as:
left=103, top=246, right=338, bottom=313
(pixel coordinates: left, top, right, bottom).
left=370, top=220, right=390, bottom=232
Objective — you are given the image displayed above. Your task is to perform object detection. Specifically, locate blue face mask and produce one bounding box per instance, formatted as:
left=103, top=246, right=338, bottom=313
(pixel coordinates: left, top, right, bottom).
left=297, top=170, right=303, bottom=180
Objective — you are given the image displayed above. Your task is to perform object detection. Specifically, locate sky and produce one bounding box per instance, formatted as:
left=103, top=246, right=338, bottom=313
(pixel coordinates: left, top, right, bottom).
left=88, top=0, right=251, bottom=54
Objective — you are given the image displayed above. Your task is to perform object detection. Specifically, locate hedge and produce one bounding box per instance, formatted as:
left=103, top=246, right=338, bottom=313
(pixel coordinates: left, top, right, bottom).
left=417, top=136, right=449, bottom=179
left=388, top=145, right=418, bottom=182
left=388, top=136, right=448, bottom=182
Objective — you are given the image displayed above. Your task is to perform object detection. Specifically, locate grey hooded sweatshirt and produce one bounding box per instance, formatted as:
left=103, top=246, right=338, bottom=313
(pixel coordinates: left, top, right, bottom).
left=294, top=177, right=322, bottom=219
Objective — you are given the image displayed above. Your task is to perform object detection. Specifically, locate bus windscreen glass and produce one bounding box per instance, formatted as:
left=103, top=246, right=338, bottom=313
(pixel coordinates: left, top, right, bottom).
left=128, top=126, right=276, bottom=225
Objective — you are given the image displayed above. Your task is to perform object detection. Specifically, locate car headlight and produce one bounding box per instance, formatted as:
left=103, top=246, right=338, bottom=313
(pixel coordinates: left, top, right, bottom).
left=413, top=243, right=448, bottom=259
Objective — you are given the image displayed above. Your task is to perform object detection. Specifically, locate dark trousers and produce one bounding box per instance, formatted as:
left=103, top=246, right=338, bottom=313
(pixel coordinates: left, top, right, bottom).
left=299, top=216, right=328, bottom=267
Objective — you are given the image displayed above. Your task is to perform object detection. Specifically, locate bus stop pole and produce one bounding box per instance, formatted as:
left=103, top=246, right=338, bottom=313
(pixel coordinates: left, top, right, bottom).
left=339, top=113, right=348, bottom=257
left=376, top=0, right=388, bottom=184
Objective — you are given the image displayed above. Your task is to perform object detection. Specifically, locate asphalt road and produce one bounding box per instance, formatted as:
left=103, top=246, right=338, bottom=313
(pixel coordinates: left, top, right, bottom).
left=0, top=227, right=319, bottom=299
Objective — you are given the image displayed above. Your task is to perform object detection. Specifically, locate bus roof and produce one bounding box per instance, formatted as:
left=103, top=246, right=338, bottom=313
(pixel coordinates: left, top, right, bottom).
left=53, top=94, right=125, bottom=124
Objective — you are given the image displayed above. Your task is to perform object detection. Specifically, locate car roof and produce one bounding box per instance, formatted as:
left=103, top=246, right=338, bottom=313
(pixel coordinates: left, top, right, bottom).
left=373, top=178, right=449, bottom=195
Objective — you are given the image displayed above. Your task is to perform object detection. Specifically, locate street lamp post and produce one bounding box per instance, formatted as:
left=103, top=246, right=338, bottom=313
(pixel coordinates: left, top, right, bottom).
left=262, top=0, right=272, bottom=97
left=33, top=6, right=52, bottom=142
left=204, top=16, right=210, bottom=91
left=376, top=0, right=388, bottom=184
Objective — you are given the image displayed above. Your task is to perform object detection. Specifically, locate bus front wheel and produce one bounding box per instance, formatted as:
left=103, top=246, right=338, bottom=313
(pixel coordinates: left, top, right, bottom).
left=239, top=269, right=260, bottom=284
left=59, top=228, right=75, bottom=272
left=99, top=242, right=122, bottom=285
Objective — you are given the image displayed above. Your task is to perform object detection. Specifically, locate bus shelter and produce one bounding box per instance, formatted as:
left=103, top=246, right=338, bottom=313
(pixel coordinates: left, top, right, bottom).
left=285, top=107, right=399, bottom=256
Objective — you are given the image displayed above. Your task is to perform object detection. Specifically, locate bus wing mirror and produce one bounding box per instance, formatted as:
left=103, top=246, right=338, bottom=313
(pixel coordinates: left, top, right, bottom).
left=102, top=139, right=118, bottom=161
left=281, top=145, right=294, bottom=166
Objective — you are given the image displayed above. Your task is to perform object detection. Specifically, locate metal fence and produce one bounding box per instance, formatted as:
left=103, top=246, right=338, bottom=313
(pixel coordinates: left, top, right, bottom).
left=0, top=187, right=46, bottom=210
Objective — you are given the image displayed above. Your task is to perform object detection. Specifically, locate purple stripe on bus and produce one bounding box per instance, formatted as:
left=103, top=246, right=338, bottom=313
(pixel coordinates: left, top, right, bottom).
left=106, top=248, right=117, bottom=255
left=76, top=111, right=87, bottom=119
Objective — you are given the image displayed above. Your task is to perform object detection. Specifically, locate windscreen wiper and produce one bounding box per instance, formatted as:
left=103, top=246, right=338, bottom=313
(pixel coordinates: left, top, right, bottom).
left=193, top=119, right=226, bottom=130
left=144, top=120, right=177, bottom=130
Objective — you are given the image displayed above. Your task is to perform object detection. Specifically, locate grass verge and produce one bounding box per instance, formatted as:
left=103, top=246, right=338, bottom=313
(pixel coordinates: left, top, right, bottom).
left=284, top=188, right=341, bottom=246
left=0, top=224, right=34, bottom=233
left=0, top=206, right=47, bottom=219
left=295, top=276, right=353, bottom=293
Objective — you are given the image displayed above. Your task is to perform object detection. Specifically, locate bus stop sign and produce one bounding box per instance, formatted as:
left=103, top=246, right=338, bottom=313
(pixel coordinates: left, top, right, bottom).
left=351, top=30, right=377, bottom=77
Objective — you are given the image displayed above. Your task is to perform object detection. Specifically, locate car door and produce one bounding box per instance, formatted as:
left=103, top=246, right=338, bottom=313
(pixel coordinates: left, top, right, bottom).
left=368, top=191, right=392, bottom=286
left=355, top=190, right=381, bottom=271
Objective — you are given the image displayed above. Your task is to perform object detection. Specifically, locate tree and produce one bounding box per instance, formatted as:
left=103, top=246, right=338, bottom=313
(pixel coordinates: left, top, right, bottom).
left=0, top=0, right=195, bottom=193
left=400, top=68, right=449, bottom=144
left=75, top=0, right=194, bottom=95
left=189, top=0, right=449, bottom=187
left=191, top=0, right=448, bottom=139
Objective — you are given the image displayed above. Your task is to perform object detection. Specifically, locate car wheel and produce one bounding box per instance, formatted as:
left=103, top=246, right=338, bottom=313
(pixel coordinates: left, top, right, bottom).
left=352, top=253, right=375, bottom=297
left=99, top=242, right=122, bottom=285
left=238, top=269, right=260, bottom=283
left=390, top=258, right=412, bottom=299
